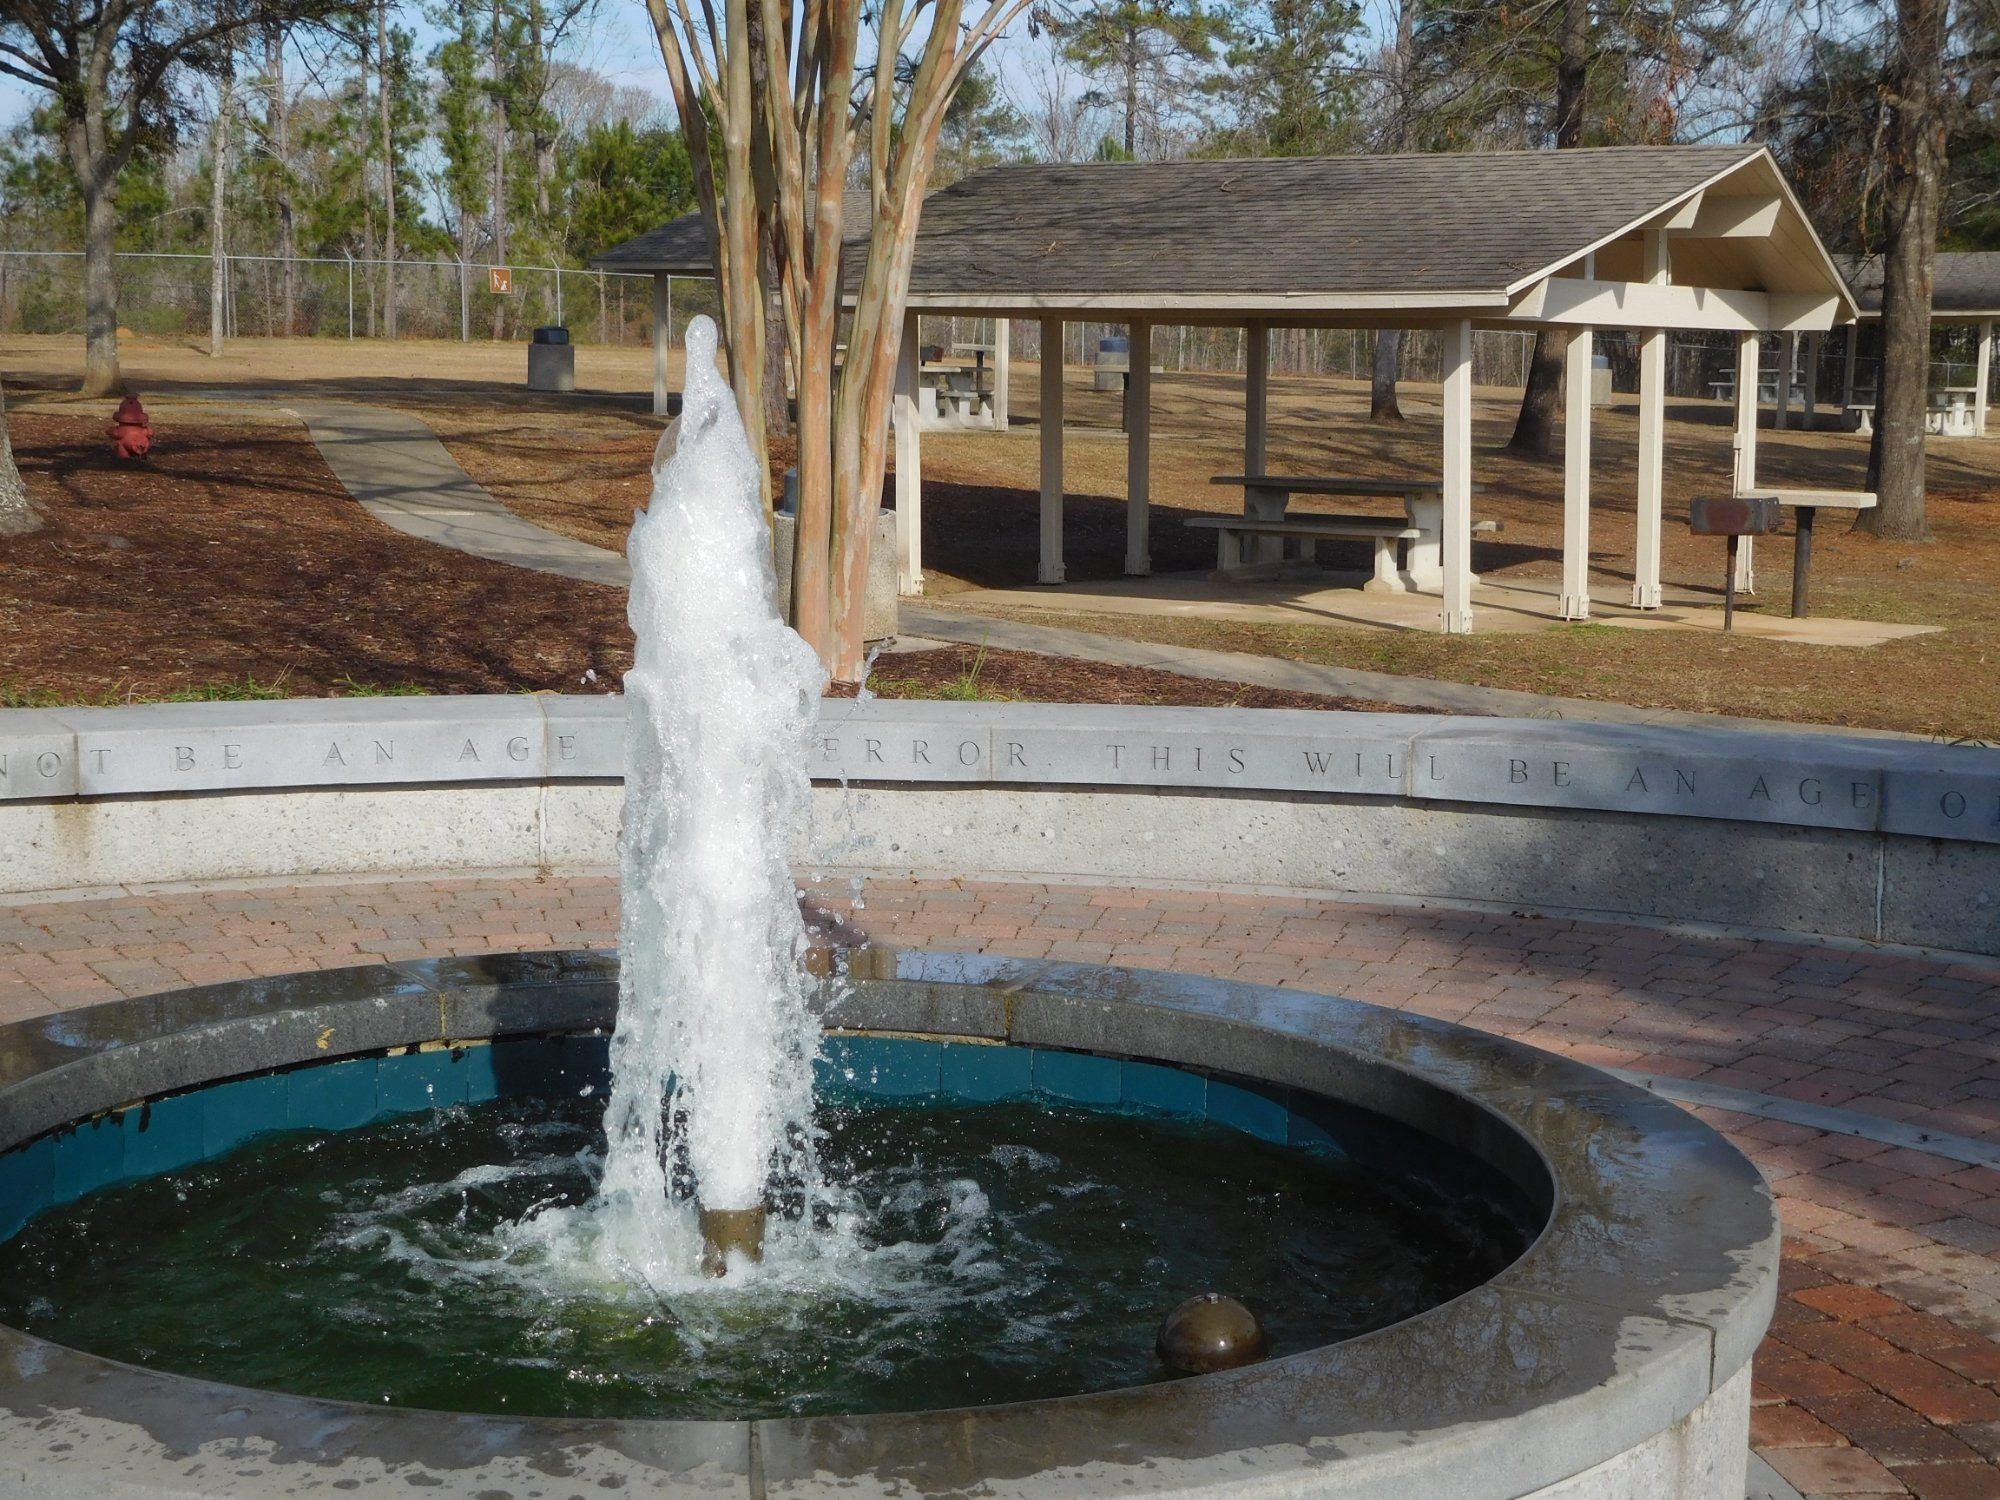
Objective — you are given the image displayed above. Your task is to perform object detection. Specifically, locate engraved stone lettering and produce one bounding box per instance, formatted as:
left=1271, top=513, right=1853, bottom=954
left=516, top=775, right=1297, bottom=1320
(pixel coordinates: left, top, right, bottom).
left=820, top=737, right=839, bottom=761
left=223, top=744, right=242, bottom=770
left=957, top=741, right=980, bottom=767
left=1748, top=776, right=1772, bottom=801
left=459, top=740, right=481, bottom=763
left=1626, top=767, right=1648, bottom=792
left=1005, top=742, right=1025, bottom=768
left=1942, top=790, right=1967, bottom=819
left=324, top=743, right=346, bottom=766
left=0, top=753, right=6, bottom=779
left=1193, top=747, right=1203, bottom=772
left=1851, top=782, right=1873, bottom=809
left=1151, top=747, right=1170, bottom=771
left=865, top=738, right=884, bottom=763
left=376, top=741, right=395, bottom=764
left=1675, top=769, right=1695, bottom=795
left=1509, top=759, right=1528, bottom=783
left=35, top=751, right=59, bottom=778
left=556, top=736, right=574, bottom=761
left=1799, top=778, right=1821, bottom=806
left=1303, top=750, right=1333, bottom=774
left=913, top=740, right=931, bottom=764
left=1229, top=748, right=1246, bottom=773
left=1552, top=762, right=1570, bottom=788
left=1428, top=754, right=1441, bottom=781
left=1106, top=744, right=1123, bottom=769
left=175, top=745, right=195, bottom=771
left=1386, top=753, right=1399, bottom=779
left=90, top=749, right=109, bottom=772
left=1354, top=752, right=1363, bottom=776
left=507, top=736, right=530, bottom=763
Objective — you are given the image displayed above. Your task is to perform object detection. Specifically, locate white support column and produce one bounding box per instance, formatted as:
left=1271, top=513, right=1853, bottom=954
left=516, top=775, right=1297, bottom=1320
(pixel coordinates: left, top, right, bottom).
left=1842, top=324, right=1859, bottom=409
left=1775, top=330, right=1796, bottom=429
left=1125, top=320, right=1152, bottom=576
left=651, top=274, right=671, bottom=417
left=1802, top=332, right=1821, bottom=430
left=1244, top=321, right=1270, bottom=474
left=1038, top=317, right=1065, bottom=584
left=1633, top=325, right=1666, bottom=608
left=992, top=317, right=1011, bottom=432
left=1561, top=327, right=1593, bottom=619
left=1244, top=321, right=1276, bottom=564
left=893, top=309, right=923, bottom=595
left=1733, top=328, right=1760, bottom=596
left=1978, top=320, right=1993, bottom=439
left=1440, top=318, right=1475, bottom=634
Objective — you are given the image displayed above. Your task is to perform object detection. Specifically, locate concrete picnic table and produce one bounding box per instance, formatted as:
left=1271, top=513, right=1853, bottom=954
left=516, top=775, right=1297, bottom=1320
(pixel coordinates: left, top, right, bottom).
left=1210, top=474, right=1493, bottom=591
left=1736, top=487, right=1877, bottom=618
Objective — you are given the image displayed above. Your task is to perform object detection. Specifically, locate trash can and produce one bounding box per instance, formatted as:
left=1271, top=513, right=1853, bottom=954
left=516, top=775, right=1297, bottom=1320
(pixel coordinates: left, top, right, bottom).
left=528, top=326, right=575, bottom=392
left=1094, top=335, right=1130, bottom=393
left=1590, top=351, right=1613, bottom=407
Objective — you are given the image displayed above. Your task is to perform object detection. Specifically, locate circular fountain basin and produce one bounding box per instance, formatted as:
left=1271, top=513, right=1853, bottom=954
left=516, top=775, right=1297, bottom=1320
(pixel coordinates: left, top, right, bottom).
left=0, top=950, right=1776, bottom=1499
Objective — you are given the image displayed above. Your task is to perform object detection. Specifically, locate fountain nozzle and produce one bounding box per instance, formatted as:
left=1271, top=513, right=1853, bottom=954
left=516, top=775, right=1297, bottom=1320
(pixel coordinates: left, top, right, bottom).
left=698, top=1206, right=769, bottom=1277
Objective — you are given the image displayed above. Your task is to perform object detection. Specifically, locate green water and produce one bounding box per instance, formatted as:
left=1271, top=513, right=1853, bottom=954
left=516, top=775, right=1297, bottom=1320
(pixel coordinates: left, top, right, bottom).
left=0, top=1095, right=1525, bottom=1419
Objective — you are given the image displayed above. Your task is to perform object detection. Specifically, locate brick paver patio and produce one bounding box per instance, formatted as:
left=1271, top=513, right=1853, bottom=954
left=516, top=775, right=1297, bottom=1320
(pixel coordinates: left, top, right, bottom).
left=6, top=870, right=2000, bottom=1497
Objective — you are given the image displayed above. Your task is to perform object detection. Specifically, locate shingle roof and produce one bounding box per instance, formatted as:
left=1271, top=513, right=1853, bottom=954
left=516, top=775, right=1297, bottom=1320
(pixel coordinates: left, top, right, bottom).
left=896, top=146, right=1762, bottom=300
left=1838, top=252, right=2000, bottom=319
left=590, top=187, right=874, bottom=275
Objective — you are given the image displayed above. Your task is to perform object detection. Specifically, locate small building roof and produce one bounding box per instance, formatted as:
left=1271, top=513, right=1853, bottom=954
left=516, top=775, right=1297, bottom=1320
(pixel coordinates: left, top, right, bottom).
left=590, top=187, right=874, bottom=277
left=1839, top=251, right=2000, bottom=320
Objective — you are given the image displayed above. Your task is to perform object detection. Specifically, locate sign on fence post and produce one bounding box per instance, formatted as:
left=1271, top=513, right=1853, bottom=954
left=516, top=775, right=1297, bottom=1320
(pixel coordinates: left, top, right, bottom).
left=489, top=266, right=513, bottom=296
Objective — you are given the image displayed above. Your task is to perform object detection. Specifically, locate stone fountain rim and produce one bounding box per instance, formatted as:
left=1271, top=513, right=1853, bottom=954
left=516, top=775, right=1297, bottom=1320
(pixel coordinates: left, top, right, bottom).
left=0, top=949, right=1778, bottom=1500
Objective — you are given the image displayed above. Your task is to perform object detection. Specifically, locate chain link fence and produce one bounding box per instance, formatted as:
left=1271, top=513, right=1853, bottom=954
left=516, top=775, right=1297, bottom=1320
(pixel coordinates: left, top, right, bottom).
left=0, top=249, right=725, bottom=348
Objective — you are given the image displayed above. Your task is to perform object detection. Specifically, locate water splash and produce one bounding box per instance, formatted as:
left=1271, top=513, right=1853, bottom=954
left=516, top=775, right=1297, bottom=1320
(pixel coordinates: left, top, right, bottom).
left=584, top=315, right=828, bottom=1281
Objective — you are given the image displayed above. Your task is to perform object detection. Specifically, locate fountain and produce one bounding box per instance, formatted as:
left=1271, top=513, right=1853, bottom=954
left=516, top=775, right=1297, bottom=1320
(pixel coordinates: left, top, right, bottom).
left=0, top=320, right=1778, bottom=1497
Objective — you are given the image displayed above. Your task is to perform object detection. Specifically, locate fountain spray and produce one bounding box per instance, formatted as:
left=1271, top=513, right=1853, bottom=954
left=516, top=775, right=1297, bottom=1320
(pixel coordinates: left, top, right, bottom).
left=597, top=315, right=828, bottom=1277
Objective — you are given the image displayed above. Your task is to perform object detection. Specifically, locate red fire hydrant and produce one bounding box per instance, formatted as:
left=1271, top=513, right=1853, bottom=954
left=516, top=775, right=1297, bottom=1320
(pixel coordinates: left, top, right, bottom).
left=107, top=393, right=150, bottom=459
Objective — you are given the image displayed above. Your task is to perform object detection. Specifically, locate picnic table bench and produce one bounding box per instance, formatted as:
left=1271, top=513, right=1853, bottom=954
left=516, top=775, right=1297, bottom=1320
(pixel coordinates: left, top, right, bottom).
left=1207, top=474, right=1496, bottom=590
left=1186, top=514, right=1427, bottom=589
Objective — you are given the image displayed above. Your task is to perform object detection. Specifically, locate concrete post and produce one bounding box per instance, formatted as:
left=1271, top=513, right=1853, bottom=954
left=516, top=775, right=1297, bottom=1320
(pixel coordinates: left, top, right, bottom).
left=1733, top=328, right=1761, bottom=596
left=1842, top=323, right=1859, bottom=410
left=1244, top=321, right=1274, bottom=564
left=1039, top=317, right=1065, bottom=584
left=651, top=274, right=671, bottom=417
left=1978, top=320, right=1993, bottom=439
left=993, top=317, right=1011, bottom=432
left=1561, top=327, right=1593, bottom=620
left=1802, top=332, right=1821, bottom=430
left=1126, top=320, right=1152, bottom=577
left=1633, top=325, right=1666, bottom=609
left=1440, top=318, right=1475, bottom=634
left=1775, top=330, right=1796, bottom=430
left=894, top=309, right=923, bottom=595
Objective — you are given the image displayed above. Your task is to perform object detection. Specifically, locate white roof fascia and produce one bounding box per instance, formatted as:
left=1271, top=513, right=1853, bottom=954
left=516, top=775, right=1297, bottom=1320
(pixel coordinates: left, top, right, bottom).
left=900, top=290, right=1512, bottom=313
left=1499, top=148, right=1764, bottom=299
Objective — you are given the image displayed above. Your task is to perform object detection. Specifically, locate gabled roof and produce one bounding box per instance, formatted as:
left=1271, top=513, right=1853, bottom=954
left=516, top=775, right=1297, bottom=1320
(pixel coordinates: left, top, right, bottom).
left=590, top=187, right=874, bottom=276
left=593, top=146, right=1855, bottom=327
left=1839, top=252, right=2000, bottom=320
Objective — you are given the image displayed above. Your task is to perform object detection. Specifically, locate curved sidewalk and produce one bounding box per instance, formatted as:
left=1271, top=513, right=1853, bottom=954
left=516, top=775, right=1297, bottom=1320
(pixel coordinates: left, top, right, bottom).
left=5, top=871, right=2000, bottom=1494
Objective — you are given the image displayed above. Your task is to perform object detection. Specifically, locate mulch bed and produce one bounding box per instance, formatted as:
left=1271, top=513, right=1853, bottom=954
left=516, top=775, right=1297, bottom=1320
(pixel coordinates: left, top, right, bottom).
left=0, top=417, right=1420, bottom=711
left=845, top=643, right=1433, bottom=711
left=0, top=414, right=634, bottom=700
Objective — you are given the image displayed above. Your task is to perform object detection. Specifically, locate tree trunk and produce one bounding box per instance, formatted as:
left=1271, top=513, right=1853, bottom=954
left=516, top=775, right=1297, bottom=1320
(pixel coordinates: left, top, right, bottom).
left=78, top=170, right=120, bottom=396
left=1370, top=329, right=1404, bottom=421
left=0, top=383, right=41, bottom=539
left=1123, top=23, right=1138, bottom=156
left=378, top=0, right=397, bottom=340
left=1858, top=0, right=1948, bottom=542
left=1507, top=0, right=1589, bottom=457
left=268, top=26, right=296, bottom=336
left=209, top=81, right=231, bottom=359
left=490, top=0, right=509, bottom=340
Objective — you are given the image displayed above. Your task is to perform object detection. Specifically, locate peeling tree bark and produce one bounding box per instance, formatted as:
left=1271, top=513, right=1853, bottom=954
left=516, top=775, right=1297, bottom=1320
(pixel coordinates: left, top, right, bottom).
left=0, top=384, right=41, bottom=539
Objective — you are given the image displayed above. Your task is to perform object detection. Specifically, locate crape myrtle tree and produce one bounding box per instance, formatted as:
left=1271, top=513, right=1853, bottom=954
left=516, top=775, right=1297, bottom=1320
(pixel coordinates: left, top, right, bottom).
left=644, top=0, right=1036, bottom=682
left=0, top=0, right=350, bottom=394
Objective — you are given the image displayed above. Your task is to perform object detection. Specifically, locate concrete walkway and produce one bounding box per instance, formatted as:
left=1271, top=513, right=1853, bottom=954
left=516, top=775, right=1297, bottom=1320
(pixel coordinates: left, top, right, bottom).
left=292, top=402, right=632, bottom=587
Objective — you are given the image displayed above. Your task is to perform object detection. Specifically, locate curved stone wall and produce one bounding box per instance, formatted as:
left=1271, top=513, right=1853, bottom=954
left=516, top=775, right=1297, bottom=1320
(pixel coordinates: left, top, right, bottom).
left=1, top=696, right=1995, bottom=951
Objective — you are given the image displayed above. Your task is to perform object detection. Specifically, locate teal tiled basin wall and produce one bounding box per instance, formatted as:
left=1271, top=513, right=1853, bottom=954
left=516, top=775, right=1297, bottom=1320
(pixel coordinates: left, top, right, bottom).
left=0, top=1033, right=1342, bottom=1245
